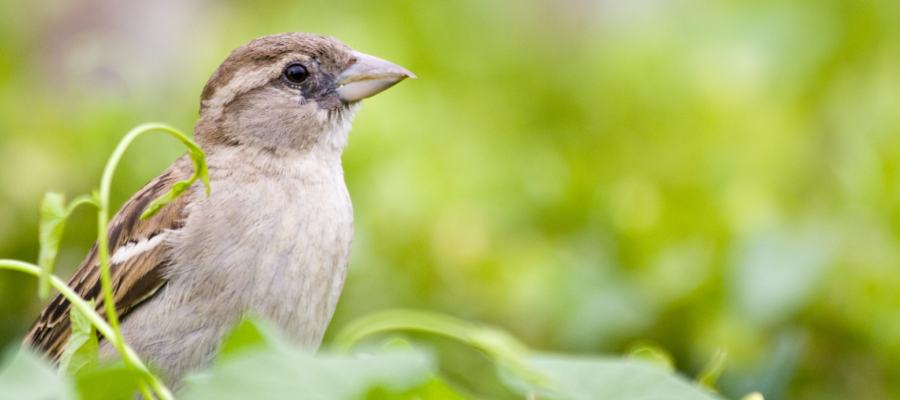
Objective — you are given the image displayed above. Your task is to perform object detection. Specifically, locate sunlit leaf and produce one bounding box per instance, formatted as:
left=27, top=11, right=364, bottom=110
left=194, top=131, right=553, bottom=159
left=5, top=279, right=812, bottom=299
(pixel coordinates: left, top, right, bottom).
left=182, top=348, right=433, bottom=400
left=37, top=193, right=96, bottom=299
left=37, top=192, right=67, bottom=299
left=0, top=346, right=75, bottom=400
left=73, top=363, right=144, bottom=400
left=182, top=319, right=434, bottom=400
left=504, top=355, right=722, bottom=400
left=58, top=303, right=99, bottom=376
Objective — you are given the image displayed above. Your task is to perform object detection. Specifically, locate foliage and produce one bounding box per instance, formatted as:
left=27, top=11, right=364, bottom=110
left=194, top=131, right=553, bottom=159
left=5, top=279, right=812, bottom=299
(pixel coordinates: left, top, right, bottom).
left=57, top=304, right=99, bottom=377
left=1, top=315, right=730, bottom=400
left=0, top=348, right=73, bottom=400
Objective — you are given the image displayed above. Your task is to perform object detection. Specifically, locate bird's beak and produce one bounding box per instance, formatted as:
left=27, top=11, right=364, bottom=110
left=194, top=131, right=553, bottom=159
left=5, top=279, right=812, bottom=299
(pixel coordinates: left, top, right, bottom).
left=336, top=51, right=416, bottom=103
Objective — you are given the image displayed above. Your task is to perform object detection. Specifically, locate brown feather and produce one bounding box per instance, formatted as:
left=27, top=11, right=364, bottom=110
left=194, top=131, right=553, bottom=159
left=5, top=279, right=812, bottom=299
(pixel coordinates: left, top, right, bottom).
left=25, top=156, right=195, bottom=360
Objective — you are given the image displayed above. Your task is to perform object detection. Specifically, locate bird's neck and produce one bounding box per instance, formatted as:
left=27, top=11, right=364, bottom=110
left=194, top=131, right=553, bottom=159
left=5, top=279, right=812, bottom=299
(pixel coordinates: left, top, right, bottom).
left=202, top=141, right=345, bottom=184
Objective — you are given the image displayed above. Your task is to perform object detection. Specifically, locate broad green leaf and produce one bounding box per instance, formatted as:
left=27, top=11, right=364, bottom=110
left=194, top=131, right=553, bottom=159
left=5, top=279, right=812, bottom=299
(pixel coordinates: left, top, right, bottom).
left=73, top=363, right=144, bottom=400
left=0, top=346, right=75, bottom=400
left=505, top=355, right=722, bottom=400
left=37, top=192, right=67, bottom=299
left=182, top=320, right=434, bottom=400
left=58, top=304, right=99, bottom=376
left=182, top=350, right=434, bottom=400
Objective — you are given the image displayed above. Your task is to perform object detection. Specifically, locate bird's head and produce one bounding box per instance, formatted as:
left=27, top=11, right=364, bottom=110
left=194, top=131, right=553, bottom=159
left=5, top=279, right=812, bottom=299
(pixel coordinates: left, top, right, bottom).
left=195, top=32, right=414, bottom=152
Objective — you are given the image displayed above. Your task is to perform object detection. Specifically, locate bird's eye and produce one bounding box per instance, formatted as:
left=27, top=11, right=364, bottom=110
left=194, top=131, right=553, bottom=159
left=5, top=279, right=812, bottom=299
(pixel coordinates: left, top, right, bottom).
left=283, top=63, right=309, bottom=84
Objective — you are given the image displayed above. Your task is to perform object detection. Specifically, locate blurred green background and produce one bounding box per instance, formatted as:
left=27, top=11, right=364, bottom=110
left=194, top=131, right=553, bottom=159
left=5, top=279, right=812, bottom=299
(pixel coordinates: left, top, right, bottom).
left=1, top=0, right=898, bottom=398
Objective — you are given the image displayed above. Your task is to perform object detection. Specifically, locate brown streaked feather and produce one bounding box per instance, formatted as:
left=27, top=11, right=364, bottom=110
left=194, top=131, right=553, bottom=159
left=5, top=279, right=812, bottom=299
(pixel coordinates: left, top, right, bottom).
left=25, top=156, right=196, bottom=360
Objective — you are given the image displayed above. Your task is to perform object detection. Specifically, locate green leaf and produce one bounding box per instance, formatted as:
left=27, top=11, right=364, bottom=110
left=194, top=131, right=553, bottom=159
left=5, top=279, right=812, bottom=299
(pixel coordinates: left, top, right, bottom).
left=37, top=193, right=96, bottom=299
left=37, top=192, right=68, bottom=299
left=216, top=318, right=285, bottom=362
left=182, top=350, right=434, bottom=400
left=364, top=376, right=468, bottom=400
left=334, top=309, right=549, bottom=390
left=505, top=355, right=722, bottom=400
left=182, top=320, right=434, bottom=400
left=139, top=129, right=210, bottom=220
left=0, top=346, right=75, bottom=400
left=415, top=334, right=523, bottom=399
left=696, top=349, right=728, bottom=391
left=140, top=180, right=192, bottom=220
left=73, top=363, right=144, bottom=400
left=58, top=303, right=99, bottom=376
left=627, top=343, right=675, bottom=371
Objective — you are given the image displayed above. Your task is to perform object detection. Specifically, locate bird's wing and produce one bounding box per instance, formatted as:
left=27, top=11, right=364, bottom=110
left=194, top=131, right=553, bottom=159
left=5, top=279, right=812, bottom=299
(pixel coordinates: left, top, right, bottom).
left=25, top=157, right=196, bottom=360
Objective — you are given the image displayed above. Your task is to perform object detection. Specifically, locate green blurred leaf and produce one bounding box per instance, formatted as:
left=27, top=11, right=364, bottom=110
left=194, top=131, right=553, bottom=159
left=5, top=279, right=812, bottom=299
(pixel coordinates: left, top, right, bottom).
left=731, top=225, right=835, bottom=325
left=504, top=355, right=722, bottom=400
left=73, top=363, right=144, bottom=400
left=420, top=334, right=524, bottom=400
left=696, top=349, right=727, bottom=391
left=627, top=343, right=675, bottom=371
left=216, top=318, right=284, bottom=362
left=182, top=319, right=435, bottom=400
left=364, top=375, right=469, bottom=400
left=0, top=346, right=75, bottom=400
left=334, top=309, right=549, bottom=390
left=182, top=349, right=434, bottom=400
left=37, top=193, right=96, bottom=299
left=58, top=303, right=99, bottom=377
left=37, top=192, right=67, bottom=299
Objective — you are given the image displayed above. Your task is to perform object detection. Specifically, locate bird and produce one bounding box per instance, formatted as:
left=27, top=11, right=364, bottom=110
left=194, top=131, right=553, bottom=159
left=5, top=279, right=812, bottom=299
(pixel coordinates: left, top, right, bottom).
left=24, top=32, right=414, bottom=388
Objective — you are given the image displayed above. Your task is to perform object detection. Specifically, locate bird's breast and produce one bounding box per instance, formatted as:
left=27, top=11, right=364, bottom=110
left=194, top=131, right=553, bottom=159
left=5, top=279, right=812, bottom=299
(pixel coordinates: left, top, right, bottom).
left=166, top=152, right=353, bottom=347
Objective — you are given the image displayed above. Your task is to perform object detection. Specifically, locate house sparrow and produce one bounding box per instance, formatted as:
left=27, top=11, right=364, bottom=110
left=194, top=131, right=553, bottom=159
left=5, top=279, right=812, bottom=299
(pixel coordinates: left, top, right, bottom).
left=24, top=32, right=414, bottom=387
